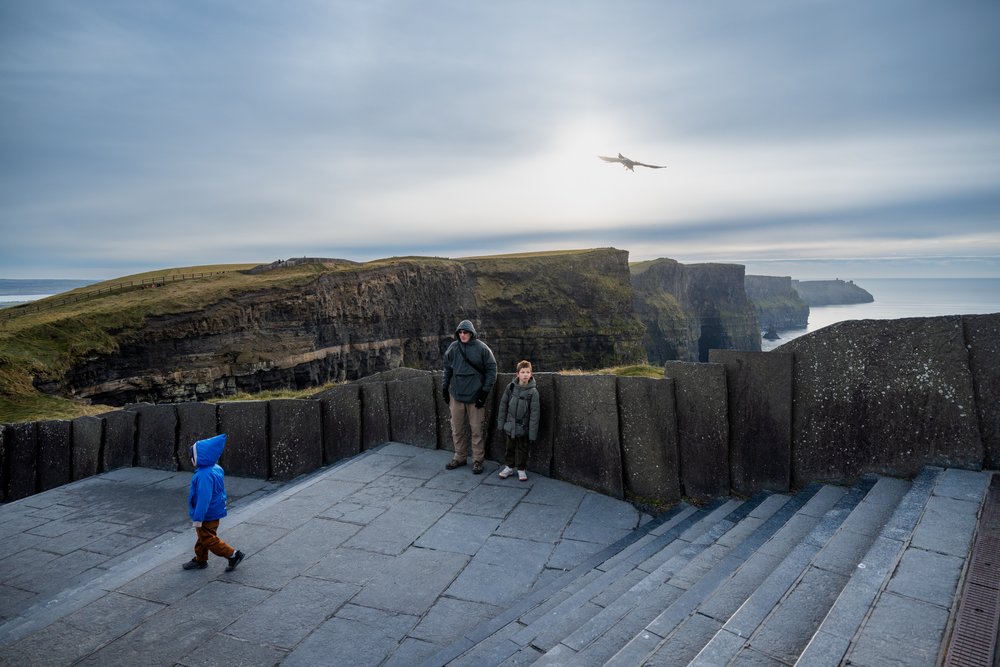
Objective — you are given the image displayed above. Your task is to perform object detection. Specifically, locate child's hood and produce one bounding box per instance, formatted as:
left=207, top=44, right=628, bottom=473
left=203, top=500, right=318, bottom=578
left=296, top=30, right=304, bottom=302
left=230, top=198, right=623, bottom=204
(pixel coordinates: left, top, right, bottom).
left=190, top=433, right=227, bottom=468
left=512, top=377, right=537, bottom=391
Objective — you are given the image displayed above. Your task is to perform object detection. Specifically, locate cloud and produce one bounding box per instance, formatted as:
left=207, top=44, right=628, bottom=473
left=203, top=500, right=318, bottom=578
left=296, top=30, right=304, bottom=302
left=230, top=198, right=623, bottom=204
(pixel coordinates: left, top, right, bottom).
left=1, top=1, right=999, bottom=280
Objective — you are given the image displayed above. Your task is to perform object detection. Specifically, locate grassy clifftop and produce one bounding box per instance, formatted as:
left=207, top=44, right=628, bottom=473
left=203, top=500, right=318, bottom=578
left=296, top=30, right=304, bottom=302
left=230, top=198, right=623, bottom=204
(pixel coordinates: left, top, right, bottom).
left=0, top=262, right=337, bottom=421
left=0, top=250, right=639, bottom=422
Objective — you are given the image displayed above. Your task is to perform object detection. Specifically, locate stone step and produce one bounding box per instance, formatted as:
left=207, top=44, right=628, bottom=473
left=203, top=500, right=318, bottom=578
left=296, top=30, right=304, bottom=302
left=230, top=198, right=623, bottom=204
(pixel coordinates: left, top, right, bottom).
left=425, top=467, right=996, bottom=667
left=599, top=482, right=830, bottom=667
left=797, top=467, right=992, bottom=667
left=685, top=473, right=909, bottom=666
left=417, top=500, right=706, bottom=667
left=518, top=498, right=752, bottom=657
left=529, top=493, right=783, bottom=666
left=422, top=497, right=746, bottom=666
left=594, top=480, right=857, bottom=666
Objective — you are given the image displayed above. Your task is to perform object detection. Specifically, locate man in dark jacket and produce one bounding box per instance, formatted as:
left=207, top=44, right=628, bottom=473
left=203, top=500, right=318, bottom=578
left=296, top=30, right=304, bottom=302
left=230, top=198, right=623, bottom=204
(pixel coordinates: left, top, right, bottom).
left=442, top=319, right=497, bottom=474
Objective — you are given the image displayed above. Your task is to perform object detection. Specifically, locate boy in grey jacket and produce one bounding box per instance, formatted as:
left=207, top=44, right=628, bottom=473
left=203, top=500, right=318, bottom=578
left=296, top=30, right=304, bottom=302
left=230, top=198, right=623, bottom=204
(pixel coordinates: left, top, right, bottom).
left=442, top=319, right=497, bottom=474
left=497, top=360, right=540, bottom=481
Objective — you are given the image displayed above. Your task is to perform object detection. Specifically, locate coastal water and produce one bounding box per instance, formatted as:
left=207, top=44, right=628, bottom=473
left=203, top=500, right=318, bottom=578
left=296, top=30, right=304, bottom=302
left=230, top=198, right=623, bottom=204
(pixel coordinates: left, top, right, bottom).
left=0, top=279, right=96, bottom=307
left=762, top=278, right=1000, bottom=351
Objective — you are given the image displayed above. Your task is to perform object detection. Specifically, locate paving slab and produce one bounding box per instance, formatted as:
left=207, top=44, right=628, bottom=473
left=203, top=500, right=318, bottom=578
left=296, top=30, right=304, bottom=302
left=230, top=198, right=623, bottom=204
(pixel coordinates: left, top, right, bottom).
left=0, top=467, right=278, bottom=625
left=0, top=442, right=647, bottom=665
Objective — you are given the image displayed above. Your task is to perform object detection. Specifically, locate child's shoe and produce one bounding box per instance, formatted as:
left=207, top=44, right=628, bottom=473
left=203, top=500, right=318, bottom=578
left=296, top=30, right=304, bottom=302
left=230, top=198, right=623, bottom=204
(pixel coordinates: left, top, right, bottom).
left=182, top=559, right=207, bottom=570
left=518, top=470, right=528, bottom=482
left=498, top=466, right=514, bottom=479
left=225, top=550, right=245, bottom=572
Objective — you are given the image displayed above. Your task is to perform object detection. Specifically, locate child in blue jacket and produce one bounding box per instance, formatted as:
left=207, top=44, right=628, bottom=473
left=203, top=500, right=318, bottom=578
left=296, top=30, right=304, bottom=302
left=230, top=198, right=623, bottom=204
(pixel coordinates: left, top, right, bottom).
left=183, top=433, right=244, bottom=572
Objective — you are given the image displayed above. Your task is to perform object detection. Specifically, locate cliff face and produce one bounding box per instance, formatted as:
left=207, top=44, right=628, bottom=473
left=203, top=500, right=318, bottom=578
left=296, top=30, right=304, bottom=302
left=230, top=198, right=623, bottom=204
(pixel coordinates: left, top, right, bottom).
left=745, top=275, right=810, bottom=330
left=792, top=279, right=874, bottom=306
left=466, top=249, right=647, bottom=371
left=51, top=250, right=647, bottom=405
left=632, top=259, right=761, bottom=362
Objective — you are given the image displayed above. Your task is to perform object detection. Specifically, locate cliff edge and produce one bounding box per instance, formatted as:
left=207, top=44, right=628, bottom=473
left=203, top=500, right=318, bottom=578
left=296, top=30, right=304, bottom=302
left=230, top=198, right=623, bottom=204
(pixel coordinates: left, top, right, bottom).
left=792, top=279, right=874, bottom=306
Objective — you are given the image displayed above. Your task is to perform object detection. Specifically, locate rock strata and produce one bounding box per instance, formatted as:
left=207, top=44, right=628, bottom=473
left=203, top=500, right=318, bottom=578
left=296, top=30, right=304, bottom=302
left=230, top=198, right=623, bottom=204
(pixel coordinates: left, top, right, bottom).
left=632, top=259, right=761, bottom=362
left=745, top=275, right=810, bottom=331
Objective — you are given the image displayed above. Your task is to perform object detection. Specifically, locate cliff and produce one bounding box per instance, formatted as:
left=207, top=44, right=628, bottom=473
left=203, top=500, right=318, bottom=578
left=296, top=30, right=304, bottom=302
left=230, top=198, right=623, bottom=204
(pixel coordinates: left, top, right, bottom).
left=631, top=259, right=761, bottom=362
left=745, top=275, right=810, bottom=331
left=792, top=279, right=874, bottom=306
left=30, top=250, right=647, bottom=406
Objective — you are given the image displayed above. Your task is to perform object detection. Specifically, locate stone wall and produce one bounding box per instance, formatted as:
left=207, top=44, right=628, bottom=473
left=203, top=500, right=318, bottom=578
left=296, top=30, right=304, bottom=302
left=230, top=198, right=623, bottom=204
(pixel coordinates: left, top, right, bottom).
left=2, top=313, right=997, bottom=507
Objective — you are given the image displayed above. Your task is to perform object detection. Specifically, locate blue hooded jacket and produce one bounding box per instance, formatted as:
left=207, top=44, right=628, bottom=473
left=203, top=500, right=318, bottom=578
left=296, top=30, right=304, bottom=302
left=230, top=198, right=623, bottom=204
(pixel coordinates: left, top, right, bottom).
left=188, top=434, right=228, bottom=522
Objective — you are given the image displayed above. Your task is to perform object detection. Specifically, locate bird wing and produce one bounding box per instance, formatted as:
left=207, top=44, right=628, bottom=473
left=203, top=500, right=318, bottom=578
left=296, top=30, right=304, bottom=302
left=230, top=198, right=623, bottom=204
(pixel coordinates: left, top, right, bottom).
left=634, top=162, right=666, bottom=169
left=597, top=155, right=622, bottom=163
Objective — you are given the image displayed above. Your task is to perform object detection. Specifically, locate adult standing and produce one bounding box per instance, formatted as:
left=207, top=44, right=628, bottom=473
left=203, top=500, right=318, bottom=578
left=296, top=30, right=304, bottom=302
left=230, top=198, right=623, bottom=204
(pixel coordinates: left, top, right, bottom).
left=442, top=319, right=497, bottom=474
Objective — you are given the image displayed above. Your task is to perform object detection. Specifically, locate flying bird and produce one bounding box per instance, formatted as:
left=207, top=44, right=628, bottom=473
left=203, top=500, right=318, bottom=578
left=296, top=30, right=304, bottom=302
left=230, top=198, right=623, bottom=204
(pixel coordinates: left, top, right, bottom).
left=597, top=152, right=666, bottom=171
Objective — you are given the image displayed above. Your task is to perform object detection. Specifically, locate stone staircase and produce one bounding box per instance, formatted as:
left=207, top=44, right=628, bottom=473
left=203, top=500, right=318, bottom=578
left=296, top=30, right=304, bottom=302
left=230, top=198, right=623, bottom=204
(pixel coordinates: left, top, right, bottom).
left=421, top=466, right=996, bottom=667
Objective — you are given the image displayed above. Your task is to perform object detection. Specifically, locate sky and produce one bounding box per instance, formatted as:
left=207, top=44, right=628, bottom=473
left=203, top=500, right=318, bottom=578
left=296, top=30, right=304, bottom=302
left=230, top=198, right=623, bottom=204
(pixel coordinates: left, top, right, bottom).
left=2, top=1, right=999, bottom=281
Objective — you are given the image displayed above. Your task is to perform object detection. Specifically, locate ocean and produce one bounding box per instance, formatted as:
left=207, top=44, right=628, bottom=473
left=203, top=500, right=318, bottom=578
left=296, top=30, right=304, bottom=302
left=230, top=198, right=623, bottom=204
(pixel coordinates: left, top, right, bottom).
left=0, top=279, right=96, bottom=307
left=761, top=277, right=1000, bottom=351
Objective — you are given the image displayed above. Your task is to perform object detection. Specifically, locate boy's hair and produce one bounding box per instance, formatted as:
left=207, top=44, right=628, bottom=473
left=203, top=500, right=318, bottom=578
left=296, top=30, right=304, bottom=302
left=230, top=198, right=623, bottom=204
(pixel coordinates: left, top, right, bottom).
left=516, top=360, right=532, bottom=372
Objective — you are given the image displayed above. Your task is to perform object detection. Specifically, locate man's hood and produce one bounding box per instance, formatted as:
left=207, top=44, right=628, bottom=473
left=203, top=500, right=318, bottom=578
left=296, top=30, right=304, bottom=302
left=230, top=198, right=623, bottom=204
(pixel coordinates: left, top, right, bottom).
left=190, top=433, right=227, bottom=468
left=454, top=319, right=477, bottom=339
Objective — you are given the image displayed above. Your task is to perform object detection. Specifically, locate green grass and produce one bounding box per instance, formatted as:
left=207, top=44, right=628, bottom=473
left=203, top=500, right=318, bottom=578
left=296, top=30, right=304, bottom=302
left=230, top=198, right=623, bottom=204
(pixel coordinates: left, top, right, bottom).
left=0, top=251, right=652, bottom=423
left=0, top=262, right=333, bottom=423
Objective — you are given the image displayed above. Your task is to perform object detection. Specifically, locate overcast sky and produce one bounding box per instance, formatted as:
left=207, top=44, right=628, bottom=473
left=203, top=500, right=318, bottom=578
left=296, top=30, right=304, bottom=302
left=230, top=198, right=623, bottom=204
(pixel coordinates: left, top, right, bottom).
left=2, top=1, right=999, bottom=280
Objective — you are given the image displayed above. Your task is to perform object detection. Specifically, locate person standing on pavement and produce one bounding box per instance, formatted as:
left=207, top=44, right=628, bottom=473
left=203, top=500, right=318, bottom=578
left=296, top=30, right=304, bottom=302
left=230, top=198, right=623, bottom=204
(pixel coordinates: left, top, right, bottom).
left=497, top=360, right=540, bottom=482
left=183, top=433, right=245, bottom=572
left=442, top=319, right=497, bottom=474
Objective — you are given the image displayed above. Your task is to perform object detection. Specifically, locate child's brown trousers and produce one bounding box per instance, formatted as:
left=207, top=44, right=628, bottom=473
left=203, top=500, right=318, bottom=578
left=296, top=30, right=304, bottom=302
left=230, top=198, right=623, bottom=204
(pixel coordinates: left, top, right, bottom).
left=193, top=520, right=234, bottom=562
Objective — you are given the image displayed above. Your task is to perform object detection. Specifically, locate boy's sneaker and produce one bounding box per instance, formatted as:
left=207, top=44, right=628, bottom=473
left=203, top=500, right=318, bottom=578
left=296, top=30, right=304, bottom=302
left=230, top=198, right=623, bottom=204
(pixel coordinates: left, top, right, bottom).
left=225, top=550, right=245, bottom=572
left=182, top=559, right=207, bottom=570
left=498, top=466, right=514, bottom=479
left=518, top=470, right=528, bottom=481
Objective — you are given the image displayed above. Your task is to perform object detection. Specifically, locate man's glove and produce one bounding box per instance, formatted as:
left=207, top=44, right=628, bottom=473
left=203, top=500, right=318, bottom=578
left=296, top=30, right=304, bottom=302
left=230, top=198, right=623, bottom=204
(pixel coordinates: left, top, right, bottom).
left=442, top=387, right=450, bottom=403
left=474, top=389, right=489, bottom=408
left=192, top=521, right=203, bottom=528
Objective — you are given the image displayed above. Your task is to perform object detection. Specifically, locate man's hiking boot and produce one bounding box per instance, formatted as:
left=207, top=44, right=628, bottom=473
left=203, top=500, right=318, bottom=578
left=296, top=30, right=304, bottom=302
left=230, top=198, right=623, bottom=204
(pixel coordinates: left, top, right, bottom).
left=226, top=550, right=245, bottom=572
left=183, top=559, right=207, bottom=570
left=445, top=459, right=467, bottom=470
left=473, top=460, right=484, bottom=475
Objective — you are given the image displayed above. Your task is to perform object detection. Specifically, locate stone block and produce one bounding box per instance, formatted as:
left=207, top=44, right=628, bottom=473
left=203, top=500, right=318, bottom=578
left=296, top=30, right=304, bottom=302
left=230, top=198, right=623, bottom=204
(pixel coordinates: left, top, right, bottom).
left=361, top=382, right=390, bottom=450
left=318, top=384, right=362, bottom=464
left=71, top=415, right=103, bottom=481
left=386, top=373, right=437, bottom=449
left=709, top=350, right=793, bottom=494
left=617, top=376, right=681, bottom=505
left=485, top=372, right=514, bottom=463
left=37, top=419, right=72, bottom=492
left=128, top=403, right=178, bottom=471
left=5, top=421, right=38, bottom=500
left=102, top=410, right=137, bottom=471
left=664, top=361, right=730, bottom=500
left=783, top=316, right=983, bottom=485
left=176, top=402, right=218, bottom=472
left=964, top=313, right=1000, bottom=468
left=551, top=374, right=624, bottom=498
left=433, top=373, right=451, bottom=452
left=268, top=399, right=322, bottom=481
left=217, top=401, right=269, bottom=478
